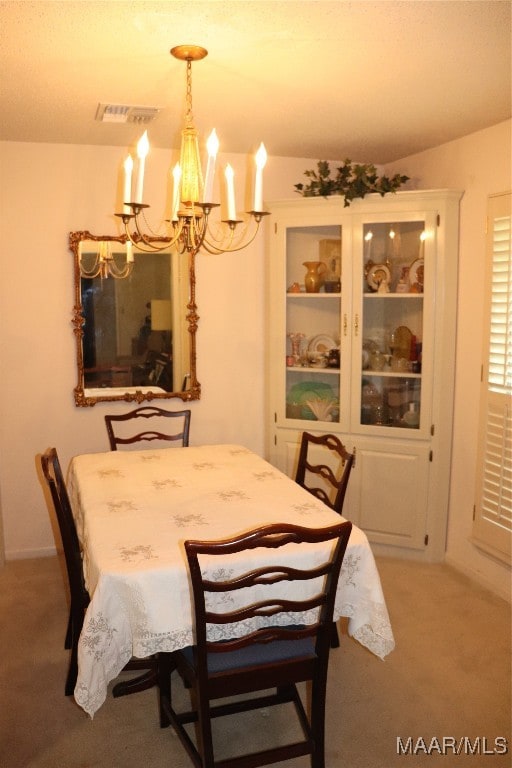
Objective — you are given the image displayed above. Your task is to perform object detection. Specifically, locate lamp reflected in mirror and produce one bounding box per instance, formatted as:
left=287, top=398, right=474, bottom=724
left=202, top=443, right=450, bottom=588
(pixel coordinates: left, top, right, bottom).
left=70, top=231, right=200, bottom=407
left=79, top=239, right=134, bottom=279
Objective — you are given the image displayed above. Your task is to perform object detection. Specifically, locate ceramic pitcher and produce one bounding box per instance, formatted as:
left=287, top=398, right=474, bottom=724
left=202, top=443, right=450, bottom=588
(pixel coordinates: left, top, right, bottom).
left=303, top=261, right=326, bottom=293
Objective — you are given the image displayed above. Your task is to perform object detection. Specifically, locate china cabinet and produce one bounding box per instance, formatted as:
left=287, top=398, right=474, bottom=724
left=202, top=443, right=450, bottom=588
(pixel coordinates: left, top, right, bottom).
left=265, top=190, right=463, bottom=560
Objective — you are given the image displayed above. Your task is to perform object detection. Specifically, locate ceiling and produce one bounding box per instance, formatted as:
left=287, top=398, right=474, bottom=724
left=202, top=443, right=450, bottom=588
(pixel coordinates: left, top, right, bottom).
left=1, top=0, right=510, bottom=163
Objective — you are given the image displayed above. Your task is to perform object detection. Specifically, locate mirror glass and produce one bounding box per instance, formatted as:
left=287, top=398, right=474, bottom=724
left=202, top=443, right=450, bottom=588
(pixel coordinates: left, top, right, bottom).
left=70, top=231, right=200, bottom=406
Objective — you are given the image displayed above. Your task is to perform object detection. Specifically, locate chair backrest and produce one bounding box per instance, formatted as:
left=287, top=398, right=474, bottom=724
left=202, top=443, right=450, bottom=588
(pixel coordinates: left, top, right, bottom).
left=185, top=521, right=352, bottom=673
left=40, top=448, right=89, bottom=610
left=104, top=406, right=191, bottom=450
left=295, top=431, right=354, bottom=514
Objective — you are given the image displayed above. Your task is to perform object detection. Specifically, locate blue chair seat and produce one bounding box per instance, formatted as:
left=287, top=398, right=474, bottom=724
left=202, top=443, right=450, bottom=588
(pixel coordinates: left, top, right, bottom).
left=180, top=635, right=316, bottom=674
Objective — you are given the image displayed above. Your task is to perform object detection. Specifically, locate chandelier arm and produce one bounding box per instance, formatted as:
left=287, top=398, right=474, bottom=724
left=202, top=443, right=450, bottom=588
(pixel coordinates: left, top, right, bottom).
left=116, top=213, right=178, bottom=254
left=139, top=207, right=173, bottom=239
left=201, top=224, right=261, bottom=254
left=79, top=260, right=102, bottom=279
left=78, top=250, right=99, bottom=277
left=174, top=236, right=189, bottom=255
left=130, top=214, right=181, bottom=253
left=127, top=237, right=175, bottom=254
left=205, top=220, right=239, bottom=246
left=132, top=211, right=168, bottom=245
left=108, top=262, right=134, bottom=279
left=187, top=210, right=209, bottom=252
left=198, top=215, right=247, bottom=251
left=201, top=227, right=236, bottom=254
left=200, top=214, right=268, bottom=254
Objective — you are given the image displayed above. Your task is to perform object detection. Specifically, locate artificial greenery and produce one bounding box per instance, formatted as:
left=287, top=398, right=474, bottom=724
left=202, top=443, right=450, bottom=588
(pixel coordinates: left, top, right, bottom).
left=294, top=160, right=409, bottom=206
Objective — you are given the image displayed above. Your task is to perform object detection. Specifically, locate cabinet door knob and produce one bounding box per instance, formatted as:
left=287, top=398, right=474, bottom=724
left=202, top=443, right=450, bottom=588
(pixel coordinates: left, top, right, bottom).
left=354, top=314, right=359, bottom=336
left=343, top=314, right=348, bottom=336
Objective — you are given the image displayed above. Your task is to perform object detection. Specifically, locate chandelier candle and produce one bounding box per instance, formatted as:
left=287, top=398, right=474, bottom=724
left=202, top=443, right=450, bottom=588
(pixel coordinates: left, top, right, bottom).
left=203, top=129, right=219, bottom=203
left=123, top=155, right=133, bottom=214
left=253, top=143, right=267, bottom=212
left=134, top=131, right=149, bottom=204
left=225, top=164, right=236, bottom=221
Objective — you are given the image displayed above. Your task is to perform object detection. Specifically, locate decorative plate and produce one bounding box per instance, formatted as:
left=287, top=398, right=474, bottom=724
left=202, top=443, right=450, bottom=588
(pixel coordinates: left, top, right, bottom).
left=307, top=334, right=337, bottom=354
left=286, top=381, right=336, bottom=420
left=367, top=263, right=391, bottom=291
left=409, top=258, right=424, bottom=291
left=287, top=381, right=335, bottom=403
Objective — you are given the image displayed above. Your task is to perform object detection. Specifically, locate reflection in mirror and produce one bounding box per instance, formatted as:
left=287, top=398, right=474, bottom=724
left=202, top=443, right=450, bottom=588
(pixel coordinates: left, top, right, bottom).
left=70, top=231, right=200, bottom=407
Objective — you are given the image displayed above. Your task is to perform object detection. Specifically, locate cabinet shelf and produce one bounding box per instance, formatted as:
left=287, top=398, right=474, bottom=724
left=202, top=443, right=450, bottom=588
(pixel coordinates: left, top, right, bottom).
left=362, top=370, right=421, bottom=379
left=363, top=292, right=423, bottom=299
left=287, top=366, right=340, bottom=375
left=287, top=292, right=341, bottom=298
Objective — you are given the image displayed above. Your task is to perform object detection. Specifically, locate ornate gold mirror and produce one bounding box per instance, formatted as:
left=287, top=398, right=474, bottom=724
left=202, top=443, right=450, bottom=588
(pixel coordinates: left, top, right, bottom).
left=70, top=231, right=200, bottom=406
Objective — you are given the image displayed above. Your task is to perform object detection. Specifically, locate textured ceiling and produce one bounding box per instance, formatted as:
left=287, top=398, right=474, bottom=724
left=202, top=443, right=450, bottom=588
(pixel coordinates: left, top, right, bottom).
left=0, top=0, right=510, bottom=163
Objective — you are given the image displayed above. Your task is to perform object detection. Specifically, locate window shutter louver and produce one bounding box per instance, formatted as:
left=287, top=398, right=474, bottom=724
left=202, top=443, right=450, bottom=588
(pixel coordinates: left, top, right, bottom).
left=473, top=193, right=512, bottom=561
left=488, top=213, right=512, bottom=393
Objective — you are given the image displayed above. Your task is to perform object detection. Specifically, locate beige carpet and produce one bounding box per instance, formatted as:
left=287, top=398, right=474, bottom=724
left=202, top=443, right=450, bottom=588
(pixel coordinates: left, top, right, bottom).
left=1, top=554, right=510, bottom=768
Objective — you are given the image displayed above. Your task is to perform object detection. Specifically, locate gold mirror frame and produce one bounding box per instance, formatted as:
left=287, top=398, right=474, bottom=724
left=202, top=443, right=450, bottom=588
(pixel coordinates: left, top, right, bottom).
left=70, top=231, right=200, bottom=407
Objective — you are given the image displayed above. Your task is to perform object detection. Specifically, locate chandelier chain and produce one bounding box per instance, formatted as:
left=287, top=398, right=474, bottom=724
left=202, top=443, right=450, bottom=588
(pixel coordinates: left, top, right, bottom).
left=140, top=207, right=167, bottom=237
left=185, top=59, right=194, bottom=128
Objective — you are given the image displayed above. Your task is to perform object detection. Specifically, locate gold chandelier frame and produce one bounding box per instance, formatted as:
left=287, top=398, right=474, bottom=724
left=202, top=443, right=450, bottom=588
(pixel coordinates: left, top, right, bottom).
left=115, top=45, right=269, bottom=255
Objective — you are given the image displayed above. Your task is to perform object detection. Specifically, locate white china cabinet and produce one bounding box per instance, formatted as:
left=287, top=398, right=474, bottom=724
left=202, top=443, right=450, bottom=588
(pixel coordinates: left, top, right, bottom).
left=265, top=190, right=463, bottom=560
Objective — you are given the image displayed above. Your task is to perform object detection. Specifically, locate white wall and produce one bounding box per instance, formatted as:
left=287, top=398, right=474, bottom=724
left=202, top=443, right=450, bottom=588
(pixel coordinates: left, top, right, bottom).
left=1, top=122, right=510, bottom=600
left=384, top=119, right=511, bottom=600
left=0, top=140, right=316, bottom=559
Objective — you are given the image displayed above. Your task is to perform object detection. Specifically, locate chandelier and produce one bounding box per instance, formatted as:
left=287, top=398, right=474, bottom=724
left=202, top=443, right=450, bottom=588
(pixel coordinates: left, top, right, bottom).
left=79, top=238, right=134, bottom=279
left=115, top=45, right=269, bottom=255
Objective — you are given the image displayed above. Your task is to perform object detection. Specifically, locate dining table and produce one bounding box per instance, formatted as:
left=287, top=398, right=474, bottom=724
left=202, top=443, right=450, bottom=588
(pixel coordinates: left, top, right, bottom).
left=67, top=443, right=395, bottom=718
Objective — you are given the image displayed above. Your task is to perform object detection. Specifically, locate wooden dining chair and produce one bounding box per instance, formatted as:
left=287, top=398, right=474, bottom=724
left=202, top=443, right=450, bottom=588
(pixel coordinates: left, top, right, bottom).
left=295, top=432, right=354, bottom=515
left=295, top=432, right=354, bottom=648
left=158, top=520, right=352, bottom=768
left=40, top=448, right=157, bottom=697
left=104, top=406, right=191, bottom=450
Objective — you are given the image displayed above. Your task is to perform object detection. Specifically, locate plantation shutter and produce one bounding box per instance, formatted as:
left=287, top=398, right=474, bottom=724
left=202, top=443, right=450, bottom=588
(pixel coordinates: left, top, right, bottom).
left=473, top=192, right=512, bottom=561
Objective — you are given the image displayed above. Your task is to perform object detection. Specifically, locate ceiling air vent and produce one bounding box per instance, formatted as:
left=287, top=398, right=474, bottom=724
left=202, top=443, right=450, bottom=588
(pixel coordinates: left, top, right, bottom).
left=95, top=104, right=161, bottom=125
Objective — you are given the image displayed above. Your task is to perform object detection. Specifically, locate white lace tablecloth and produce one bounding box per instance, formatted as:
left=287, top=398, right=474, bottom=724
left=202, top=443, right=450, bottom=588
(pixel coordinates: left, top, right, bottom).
left=67, top=444, right=395, bottom=717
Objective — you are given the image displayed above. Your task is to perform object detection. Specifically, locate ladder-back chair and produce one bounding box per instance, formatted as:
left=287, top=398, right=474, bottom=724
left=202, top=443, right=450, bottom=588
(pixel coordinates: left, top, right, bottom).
left=104, top=406, right=191, bottom=450
left=295, top=432, right=354, bottom=647
left=295, top=432, right=354, bottom=514
left=40, top=448, right=157, bottom=697
left=158, top=520, right=352, bottom=768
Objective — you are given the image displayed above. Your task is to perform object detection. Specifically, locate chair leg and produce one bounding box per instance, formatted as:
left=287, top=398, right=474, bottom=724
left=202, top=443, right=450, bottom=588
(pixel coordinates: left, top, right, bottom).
left=310, top=674, right=328, bottom=768
left=196, top=688, right=215, bottom=768
left=330, top=621, right=340, bottom=648
left=65, top=626, right=79, bottom=696
left=64, top=607, right=85, bottom=696
left=64, top=609, right=72, bottom=650
left=158, top=653, right=173, bottom=728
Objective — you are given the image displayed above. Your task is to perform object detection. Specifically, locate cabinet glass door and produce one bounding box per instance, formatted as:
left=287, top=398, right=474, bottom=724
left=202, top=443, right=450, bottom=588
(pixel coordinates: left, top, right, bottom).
left=284, top=225, right=342, bottom=425
left=357, top=216, right=430, bottom=432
